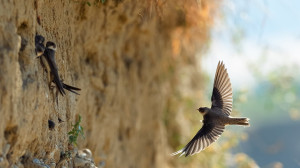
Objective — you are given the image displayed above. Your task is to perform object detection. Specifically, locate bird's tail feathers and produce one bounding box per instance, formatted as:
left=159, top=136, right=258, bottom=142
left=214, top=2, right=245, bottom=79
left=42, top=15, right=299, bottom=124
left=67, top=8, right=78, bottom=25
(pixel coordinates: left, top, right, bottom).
left=62, top=82, right=81, bottom=95
left=229, top=117, right=250, bottom=126
left=54, top=78, right=66, bottom=96
left=63, top=83, right=81, bottom=91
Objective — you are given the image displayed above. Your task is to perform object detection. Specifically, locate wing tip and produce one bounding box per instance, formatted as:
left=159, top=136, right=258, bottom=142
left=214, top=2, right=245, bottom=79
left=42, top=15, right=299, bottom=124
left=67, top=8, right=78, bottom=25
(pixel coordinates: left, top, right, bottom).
left=170, top=149, right=185, bottom=157
left=218, top=60, right=224, bottom=66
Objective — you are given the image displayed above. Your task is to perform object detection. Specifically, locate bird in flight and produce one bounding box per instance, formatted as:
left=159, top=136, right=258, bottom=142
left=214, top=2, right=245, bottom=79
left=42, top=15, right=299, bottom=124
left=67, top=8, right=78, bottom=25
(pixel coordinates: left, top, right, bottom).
left=171, top=61, right=250, bottom=157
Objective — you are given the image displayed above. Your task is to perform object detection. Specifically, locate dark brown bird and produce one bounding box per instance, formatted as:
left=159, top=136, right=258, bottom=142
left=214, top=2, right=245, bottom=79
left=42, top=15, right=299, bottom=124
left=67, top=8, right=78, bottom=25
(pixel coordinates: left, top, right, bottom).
left=35, top=35, right=45, bottom=57
left=42, top=42, right=81, bottom=95
left=35, top=35, right=81, bottom=95
left=42, top=41, right=66, bottom=95
left=171, top=61, right=249, bottom=157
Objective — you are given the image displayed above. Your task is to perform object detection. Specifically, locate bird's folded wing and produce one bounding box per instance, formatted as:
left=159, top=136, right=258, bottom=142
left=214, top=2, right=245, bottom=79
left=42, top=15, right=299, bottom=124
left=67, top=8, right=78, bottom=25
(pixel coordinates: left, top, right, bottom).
left=211, top=61, right=232, bottom=116
left=171, top=123, right=225, bottom=157
left=45, top=49, right=65, bottom=95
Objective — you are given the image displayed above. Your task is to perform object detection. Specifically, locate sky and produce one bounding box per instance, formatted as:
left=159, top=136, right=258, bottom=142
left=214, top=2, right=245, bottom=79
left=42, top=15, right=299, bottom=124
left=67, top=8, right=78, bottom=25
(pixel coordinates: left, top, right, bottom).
left=201, top=0, right=300, bottom=89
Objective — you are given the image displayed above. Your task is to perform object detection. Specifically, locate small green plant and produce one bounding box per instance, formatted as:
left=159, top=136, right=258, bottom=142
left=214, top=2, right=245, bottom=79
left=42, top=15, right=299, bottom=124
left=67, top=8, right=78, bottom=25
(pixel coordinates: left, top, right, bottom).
left=68, top=115, right=85, bottom=146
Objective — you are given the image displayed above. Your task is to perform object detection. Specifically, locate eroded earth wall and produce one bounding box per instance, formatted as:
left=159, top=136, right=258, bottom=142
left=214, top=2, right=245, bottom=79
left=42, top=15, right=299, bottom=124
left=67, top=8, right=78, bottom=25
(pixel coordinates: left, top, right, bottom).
left=0, top=0, right=216, bottom=167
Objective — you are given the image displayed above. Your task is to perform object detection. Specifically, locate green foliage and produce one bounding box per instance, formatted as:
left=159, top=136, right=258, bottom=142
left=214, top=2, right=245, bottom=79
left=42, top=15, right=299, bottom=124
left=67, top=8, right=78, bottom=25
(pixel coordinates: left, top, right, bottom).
left=68, top=115, right=85, bottom=146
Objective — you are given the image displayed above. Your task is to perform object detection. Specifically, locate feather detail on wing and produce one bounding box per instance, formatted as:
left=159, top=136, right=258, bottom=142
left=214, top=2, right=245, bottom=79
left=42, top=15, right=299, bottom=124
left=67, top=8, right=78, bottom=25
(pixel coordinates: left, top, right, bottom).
left=171, top=124, right=225, bottom=157
left=211, top=61, right=232, bottom=116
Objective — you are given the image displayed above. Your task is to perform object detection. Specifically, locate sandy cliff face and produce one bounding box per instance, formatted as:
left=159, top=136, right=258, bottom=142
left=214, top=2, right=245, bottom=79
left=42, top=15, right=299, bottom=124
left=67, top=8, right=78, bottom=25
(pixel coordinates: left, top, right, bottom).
left=0, top=0, right=216, bottom=167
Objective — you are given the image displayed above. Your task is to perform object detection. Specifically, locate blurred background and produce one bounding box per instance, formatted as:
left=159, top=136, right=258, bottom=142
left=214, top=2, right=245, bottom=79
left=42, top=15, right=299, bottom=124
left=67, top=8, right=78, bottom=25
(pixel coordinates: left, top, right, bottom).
left=199, top=0, right=300, bottom=167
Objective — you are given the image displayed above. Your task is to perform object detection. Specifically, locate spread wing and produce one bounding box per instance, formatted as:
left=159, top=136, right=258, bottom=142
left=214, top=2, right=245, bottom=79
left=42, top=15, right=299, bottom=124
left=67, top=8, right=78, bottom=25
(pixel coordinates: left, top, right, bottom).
left=44, top=48, right=65, bottom=95
left=211, top=61, right=232, bottom=116
left=171, top=123, right=225, bottom=157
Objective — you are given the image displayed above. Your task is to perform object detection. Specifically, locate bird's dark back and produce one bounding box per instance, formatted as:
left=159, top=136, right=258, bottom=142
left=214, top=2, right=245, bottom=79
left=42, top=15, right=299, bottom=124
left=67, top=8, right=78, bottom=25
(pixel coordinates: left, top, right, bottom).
left=44, top=49, right=58, bottom=71
left=204, top=108, right=228, bottom=125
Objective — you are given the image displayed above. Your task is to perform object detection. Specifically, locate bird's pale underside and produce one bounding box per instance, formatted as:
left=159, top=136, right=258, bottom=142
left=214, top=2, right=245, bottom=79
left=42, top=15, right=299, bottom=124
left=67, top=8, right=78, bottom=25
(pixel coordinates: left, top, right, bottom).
left=171, top=61, right=250, bottom=157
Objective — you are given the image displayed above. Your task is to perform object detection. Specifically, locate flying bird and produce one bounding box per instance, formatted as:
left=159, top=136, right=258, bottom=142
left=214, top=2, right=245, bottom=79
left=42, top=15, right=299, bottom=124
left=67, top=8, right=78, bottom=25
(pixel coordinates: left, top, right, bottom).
left=35, top=35, right=81, bottom=95
left=171, top=61, right=249, bottom=157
